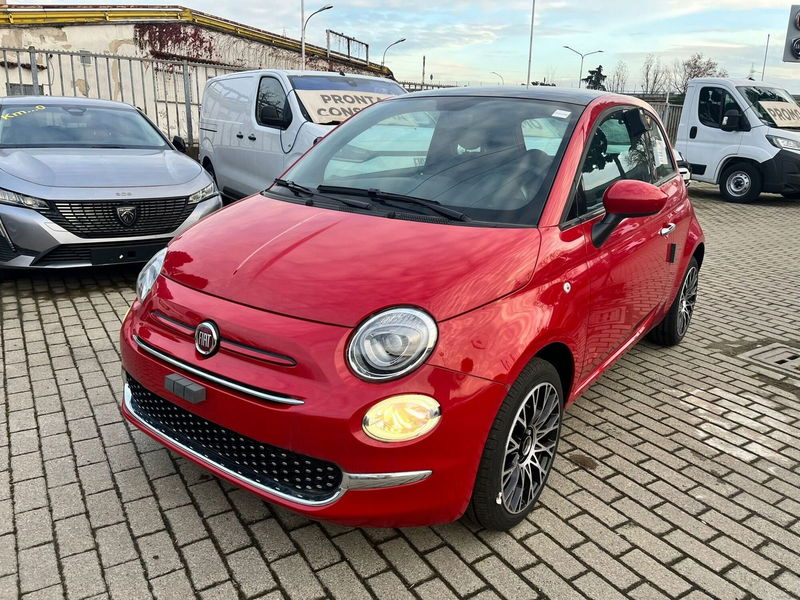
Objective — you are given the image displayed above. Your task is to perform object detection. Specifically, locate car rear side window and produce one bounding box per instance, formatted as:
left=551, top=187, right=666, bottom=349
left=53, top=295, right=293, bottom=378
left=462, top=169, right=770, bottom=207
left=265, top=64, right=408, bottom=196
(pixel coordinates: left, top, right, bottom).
left=256, top=77, right=291, bottom=128
left=698, top=87, right=742, bottom=129
left=576, top=109, right=652, bottom=215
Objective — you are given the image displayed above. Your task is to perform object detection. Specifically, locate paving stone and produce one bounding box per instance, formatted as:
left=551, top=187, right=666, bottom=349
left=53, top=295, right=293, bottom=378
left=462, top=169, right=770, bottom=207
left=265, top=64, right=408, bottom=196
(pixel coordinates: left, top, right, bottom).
left=150, top=570, right=196, bottom=600
left=365, top=571, right=415, bottom=600
left=378, top=537, right=432, bottom=585
left=138, top=530, right=182, bottom=578
left=317, top=561, right=371, bottom=600
left=206, top=511, right=250, bottom=554
left=426, top=547, right=485, bottom=596
left=96, top=523, right=138, bottom=567
left=62, top=550, right=106, bottom=600
left=272, top=553, right=326, bottom=600
left=290, top=524, right=341, bottom=570
left=332, top=530, right=387, bottom=578
left=105, top=561, right=151, bottom=600
left=475, top=555, right=537, bottom=600
left=55, top=514, right=94, bottom=558
left=19, top=542, right=60, bottom=593
left=182, top=538, right=229, bottom=590
left=225, top=547, right=276, bottom=598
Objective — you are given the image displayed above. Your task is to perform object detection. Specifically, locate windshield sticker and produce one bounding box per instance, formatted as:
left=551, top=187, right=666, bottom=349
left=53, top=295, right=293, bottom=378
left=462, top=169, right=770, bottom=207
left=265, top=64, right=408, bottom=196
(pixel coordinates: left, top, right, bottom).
left=1, top=105, right=46, bottom=120
left=295, top=90, right=395, bottom=124
left=758, top=101, right=800, bottom=128
left=552, top=109, right=571, bottom=119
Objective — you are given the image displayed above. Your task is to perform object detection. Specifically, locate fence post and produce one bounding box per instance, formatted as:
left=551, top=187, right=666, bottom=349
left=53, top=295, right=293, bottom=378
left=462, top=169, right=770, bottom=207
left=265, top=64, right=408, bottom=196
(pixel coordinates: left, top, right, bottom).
left=182, top=60, right=194, bottom=149
left=29, top=47, right=40, bottom=95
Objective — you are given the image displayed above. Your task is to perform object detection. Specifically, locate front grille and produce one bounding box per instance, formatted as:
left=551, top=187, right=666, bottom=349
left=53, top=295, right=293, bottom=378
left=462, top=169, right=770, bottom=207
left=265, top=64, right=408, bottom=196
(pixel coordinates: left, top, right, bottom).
left=34, top=238, right=169, bottom=266
left=0, top=236, right=16, bottom=261
left=126, top=377, right=343, bottom=502
left=48, top=198, right=194, bottom=238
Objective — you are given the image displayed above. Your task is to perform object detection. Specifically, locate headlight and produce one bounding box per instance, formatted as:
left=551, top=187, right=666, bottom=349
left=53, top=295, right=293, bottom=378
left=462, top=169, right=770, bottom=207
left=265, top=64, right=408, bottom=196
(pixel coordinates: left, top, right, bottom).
left=347, top=307, right=437, bottom=381
left=188, top=182, right=218, bottom=204
left=767, top=135, right=800, bottom=151
left=0, top=188, right=49, bottom=210
left=362, top=395, right=441, bottom=442
left=136, top=248, right=167, bottom=302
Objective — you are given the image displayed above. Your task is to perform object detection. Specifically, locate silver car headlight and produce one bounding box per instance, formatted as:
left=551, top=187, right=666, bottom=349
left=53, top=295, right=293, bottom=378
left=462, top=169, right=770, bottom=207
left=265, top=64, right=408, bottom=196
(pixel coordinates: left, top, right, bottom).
left=136, top=248, right=167, bottom=302
left=347, top=307, right=437, bottom=381
left=188, top=182, right=218, bottom=204
left=0, top=188, right=49, bottom=210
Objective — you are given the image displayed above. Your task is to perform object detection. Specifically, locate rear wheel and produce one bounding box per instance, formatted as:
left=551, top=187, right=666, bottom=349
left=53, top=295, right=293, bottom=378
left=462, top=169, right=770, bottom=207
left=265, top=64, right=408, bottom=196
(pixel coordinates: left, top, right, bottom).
left=719, top=163, right=762, bottom=203
left=648, top=257, right=699, bottom=346
left=467, top=359, right=563, bottom=531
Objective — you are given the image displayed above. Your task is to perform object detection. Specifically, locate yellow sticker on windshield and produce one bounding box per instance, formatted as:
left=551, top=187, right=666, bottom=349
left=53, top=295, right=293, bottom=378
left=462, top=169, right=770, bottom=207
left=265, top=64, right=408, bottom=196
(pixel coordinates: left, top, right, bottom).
left=1, top=105, right=46, bottom=120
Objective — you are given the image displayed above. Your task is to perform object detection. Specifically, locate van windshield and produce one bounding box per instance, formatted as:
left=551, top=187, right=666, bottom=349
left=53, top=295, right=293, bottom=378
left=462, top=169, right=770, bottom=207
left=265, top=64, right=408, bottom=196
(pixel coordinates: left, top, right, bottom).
left=737, top=86, right=800, bottom=129
left=276, top=95, right=580, bottom=226
left=289, top=75, right=406, bottom=125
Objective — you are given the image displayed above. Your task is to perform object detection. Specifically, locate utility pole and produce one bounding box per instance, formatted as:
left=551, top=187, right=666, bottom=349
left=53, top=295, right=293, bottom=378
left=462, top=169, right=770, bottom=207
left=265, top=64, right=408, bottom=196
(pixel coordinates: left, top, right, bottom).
left=422, top=55, right=426, bottom=87
left=525, top=0, right=536, bottom=88
left=762, top=34, right=770, bottom=80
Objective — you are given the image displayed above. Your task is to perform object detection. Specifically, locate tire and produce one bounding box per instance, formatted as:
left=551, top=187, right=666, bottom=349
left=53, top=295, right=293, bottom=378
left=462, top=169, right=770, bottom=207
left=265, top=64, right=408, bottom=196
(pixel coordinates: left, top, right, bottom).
left=719, top=163, right=762, bottom=203
left=648, top=257, right=699, bottom=346
left=467, top=358, right=564, bottom=531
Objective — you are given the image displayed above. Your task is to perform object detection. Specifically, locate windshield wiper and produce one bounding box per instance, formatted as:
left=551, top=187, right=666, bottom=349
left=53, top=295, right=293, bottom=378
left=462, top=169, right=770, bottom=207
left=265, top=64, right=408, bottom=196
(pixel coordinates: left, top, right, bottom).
left=317, top=185, right=470, bottom=222
left=271, top=178, right=371, bottom=209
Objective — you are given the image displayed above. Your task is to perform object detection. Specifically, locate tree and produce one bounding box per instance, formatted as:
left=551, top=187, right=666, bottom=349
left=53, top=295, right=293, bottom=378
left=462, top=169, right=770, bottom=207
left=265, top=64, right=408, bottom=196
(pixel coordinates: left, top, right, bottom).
left=641, top=53, right=669, bottom=94
left=670, top=53, right=728, bottom=94
left=607, top=60, right=629, bottom=93
left=583, top=65, right=607, bottom=90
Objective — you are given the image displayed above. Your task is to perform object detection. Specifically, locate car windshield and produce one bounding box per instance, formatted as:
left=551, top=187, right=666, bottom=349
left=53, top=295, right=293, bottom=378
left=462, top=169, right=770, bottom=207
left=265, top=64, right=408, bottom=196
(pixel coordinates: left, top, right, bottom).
left=0, top=104, right=169, bottom=148
left=278, top=95, right=580, bottom=226
left=289, top=74, right=406, bottom=124
left=736, top=86, right=800, bottom=129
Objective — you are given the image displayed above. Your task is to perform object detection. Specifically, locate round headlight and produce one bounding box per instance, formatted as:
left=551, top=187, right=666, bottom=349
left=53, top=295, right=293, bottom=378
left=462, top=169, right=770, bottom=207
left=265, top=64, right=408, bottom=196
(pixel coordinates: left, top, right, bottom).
left=347, top=307, right=437, bottom=381
left=363, top=395, right=441, bottom=442
left=136, top=248, right=167, bottom=302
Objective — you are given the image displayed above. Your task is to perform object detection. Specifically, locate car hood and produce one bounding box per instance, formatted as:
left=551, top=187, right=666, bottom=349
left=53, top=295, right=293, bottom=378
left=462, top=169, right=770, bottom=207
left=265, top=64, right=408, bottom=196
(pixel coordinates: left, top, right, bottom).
left=0, top=148, right=203, bottom=188
left=163, top=196, right=541, bottom=327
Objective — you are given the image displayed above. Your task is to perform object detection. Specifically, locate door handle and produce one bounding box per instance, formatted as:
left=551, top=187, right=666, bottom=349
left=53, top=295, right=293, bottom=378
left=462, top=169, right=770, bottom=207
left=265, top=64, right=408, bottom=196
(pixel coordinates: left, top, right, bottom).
left=248, top=134, right=257, bottom=141
left=689, top=126, right=697, bottom=139
left=660, top=223, right=676, bottom=236
left=236, top=132, right=244, bottom=139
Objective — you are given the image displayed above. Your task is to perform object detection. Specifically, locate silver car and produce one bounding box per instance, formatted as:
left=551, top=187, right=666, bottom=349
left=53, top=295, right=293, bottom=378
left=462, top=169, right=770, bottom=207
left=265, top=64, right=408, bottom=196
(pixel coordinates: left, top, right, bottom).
left=0, top=97, right=221, bottom=268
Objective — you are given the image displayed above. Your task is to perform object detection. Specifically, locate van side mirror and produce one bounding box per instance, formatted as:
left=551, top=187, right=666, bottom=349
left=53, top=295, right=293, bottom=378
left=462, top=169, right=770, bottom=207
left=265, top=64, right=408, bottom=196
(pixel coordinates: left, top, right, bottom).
left=260, top=105, right=288, bottom=129
left=721, top=109, right=742, bottom=132
left=592, top=180, right=668, bottom=247
left=172, top=136, right=187, bottom=153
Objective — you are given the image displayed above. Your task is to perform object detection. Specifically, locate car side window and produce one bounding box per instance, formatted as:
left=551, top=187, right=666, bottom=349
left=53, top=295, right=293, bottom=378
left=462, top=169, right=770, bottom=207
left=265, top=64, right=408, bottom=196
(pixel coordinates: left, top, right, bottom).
left=574, top=109, right=652, bottom=216
left=256, top=77, right=291, bottom=128
left=643, top=112, right=677, bottom=183
left=698, top=87, right=742, bottom=129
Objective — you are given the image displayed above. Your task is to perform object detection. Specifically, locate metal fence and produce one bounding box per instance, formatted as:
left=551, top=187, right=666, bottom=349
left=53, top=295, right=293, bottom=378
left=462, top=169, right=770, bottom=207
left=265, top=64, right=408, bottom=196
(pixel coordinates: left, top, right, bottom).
left=0, top=47, right=242, bottom=150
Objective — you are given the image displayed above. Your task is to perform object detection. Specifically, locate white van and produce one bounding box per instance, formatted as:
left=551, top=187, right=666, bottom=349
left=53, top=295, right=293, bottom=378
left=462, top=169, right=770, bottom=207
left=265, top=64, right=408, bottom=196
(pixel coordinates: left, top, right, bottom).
left=675, top=77, right=800, bottom=203
left=199, top=70, right=407, bottom=201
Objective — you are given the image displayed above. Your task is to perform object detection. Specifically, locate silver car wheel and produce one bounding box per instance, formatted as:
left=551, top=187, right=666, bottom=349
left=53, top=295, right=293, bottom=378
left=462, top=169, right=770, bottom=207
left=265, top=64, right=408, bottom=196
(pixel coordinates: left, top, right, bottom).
left=677, top=266, right=698, bottom=337
left=726, top=171, right=752, bottom=197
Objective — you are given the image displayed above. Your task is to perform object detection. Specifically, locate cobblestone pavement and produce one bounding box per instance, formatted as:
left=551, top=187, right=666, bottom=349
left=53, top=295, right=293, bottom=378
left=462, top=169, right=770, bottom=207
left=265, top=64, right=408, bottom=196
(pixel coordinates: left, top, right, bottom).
left=1, top=185, right=799, bottom=600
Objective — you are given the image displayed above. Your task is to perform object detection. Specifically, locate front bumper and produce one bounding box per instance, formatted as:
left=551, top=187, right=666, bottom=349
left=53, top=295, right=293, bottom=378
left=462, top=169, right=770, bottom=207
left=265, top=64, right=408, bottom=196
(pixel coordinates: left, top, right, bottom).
left=0, top=195, right=222, bottom=268
left=120, top=277, right=509, bottom=527
left=761, top=149, right=800, bottom=194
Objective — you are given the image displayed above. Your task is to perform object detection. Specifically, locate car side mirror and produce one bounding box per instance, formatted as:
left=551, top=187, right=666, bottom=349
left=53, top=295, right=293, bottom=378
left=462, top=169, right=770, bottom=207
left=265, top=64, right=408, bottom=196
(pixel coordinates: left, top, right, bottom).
left=260, top=105, right=288, bottom=129
left=721, top=109, right=741, bottom=132
left=172, top=136, right=187, bottom=153
left=592, top=180, right=668, bottom=248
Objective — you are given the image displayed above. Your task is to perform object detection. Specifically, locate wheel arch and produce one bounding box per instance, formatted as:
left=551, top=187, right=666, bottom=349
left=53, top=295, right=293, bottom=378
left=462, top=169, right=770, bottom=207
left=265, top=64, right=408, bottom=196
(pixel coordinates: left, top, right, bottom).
left=692, top=242, right=705, bottom=269
left=533, top=342, right=575, bottom=402
left=717, top=156, right=762, bottom=183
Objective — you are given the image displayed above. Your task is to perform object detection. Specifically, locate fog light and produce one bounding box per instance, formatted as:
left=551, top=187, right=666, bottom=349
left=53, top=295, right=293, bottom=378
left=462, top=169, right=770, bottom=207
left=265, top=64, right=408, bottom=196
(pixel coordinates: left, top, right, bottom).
left=362, top=395, right=441, bottom=442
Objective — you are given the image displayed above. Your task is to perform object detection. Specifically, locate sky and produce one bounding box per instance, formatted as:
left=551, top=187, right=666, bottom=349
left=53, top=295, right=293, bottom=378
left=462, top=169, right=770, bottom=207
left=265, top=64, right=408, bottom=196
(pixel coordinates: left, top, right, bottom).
left=13, top=0, right=800, bottom=92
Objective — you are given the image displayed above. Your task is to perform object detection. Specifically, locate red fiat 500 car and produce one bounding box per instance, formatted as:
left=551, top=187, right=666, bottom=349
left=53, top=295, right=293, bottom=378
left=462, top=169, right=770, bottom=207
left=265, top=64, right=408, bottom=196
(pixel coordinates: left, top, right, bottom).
left=120, top=87, right=704, bottom=530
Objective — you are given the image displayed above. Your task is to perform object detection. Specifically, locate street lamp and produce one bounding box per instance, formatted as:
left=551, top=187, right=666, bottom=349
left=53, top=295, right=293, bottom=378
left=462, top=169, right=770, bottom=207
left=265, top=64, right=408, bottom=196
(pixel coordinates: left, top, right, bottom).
left=381, top=38, right=406, bottom=67
left=490, top=71, right=504, bottom=85
left=525, top=0, right=536, bottom=88
left=563, top=45, right=603, bottom=88
left=301, top=2, right=333, bottom=68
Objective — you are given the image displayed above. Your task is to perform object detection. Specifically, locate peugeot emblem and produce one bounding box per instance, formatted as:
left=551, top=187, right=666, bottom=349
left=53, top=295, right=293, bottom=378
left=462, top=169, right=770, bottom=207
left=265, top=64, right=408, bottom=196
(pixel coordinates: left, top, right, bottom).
left=116, top=205, right=138, bottom=227
left=195, top=321, right=220, bottom=357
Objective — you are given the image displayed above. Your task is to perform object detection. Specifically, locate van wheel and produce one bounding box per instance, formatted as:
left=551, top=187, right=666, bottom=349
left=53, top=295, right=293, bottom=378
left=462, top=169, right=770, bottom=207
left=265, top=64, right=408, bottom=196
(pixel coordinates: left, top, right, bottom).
left=466, top=358, right=563, bottom=531
left=648, top=257, right=699, bottom=346
left=720, top=163, right=761, bottom=203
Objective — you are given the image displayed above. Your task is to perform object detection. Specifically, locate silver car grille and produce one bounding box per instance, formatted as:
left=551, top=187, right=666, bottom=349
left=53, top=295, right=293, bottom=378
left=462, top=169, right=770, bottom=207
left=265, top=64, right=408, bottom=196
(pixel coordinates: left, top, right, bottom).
left=48, top=198, right=194, bottom=238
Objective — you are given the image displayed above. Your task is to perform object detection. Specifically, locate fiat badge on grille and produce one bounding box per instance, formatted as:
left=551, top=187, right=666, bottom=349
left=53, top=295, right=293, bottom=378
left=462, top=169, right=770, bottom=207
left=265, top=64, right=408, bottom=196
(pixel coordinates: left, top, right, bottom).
left=195, top=321, right=220, bottom=357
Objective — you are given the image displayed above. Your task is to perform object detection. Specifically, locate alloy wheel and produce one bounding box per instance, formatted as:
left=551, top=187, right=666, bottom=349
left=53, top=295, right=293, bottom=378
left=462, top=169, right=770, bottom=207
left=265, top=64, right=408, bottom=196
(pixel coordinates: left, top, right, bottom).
left=677, top=266, right=698, bottom=337
left=501, top=382, right=561, bottom=514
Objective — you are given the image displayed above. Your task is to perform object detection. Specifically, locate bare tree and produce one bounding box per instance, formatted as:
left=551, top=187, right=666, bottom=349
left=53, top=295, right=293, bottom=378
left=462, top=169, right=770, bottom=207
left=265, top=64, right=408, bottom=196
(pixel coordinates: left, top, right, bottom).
left=640, top=53, right=668, bottom=94
left=607, top=60, right=629, bottom=93
left=670, top=53, right=728, bottom=94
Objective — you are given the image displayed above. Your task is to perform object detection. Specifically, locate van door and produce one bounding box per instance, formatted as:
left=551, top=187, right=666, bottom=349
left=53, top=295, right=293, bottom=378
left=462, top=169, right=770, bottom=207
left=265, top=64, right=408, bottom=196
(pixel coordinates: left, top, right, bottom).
left=238, top=76, right=297, bottom=195
left=208, top=75, right=256, bottom=200
left=682, top=86, right=745, bottom=183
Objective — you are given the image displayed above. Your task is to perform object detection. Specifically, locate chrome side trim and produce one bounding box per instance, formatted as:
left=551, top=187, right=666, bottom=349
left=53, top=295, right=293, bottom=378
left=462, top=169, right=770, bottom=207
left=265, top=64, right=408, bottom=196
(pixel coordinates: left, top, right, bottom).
left=123, top=383, right=432, bottom=507
left=133, top=335, right=303, bottom=405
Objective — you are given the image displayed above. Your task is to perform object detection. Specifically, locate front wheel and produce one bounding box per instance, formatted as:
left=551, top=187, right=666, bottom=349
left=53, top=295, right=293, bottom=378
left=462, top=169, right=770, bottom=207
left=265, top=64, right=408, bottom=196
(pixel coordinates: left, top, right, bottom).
left=720, top=163, right=762, bottom=203
left=648, top=257, right=699, bottom=346
left=467, top=359, right=563, bottom=531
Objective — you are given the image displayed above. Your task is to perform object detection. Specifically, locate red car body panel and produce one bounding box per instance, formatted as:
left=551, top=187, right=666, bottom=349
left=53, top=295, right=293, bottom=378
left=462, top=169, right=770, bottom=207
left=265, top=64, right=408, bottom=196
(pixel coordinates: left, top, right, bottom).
left=120, top=91, right=705, bottom=527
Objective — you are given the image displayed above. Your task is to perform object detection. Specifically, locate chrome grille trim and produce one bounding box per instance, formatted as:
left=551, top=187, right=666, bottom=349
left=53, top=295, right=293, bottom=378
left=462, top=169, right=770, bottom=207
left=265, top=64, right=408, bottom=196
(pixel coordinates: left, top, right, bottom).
left=133, top=335, right=303, bottom=405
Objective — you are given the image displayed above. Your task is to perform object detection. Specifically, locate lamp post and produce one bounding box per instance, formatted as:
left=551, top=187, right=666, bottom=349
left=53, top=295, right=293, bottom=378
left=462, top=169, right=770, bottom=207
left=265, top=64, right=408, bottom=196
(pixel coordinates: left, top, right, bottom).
left=490, top=71, right=504, bottom=85
left=563, top=45, right=603, bottom=88
left=525, top=0, right=536, bottom=88
left=301, top=2, right=333, bottom=68
left=381, top=38, right=406, bottom=67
